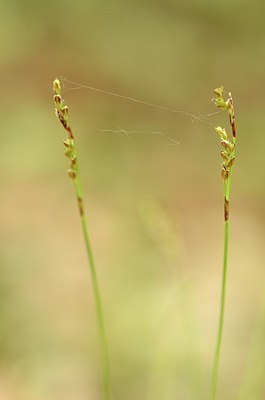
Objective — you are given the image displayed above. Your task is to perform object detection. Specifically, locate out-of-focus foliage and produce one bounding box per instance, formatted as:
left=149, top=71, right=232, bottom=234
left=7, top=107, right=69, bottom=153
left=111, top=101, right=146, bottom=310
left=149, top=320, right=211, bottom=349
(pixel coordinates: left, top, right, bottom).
left=0, top=1, right=265, bottom=399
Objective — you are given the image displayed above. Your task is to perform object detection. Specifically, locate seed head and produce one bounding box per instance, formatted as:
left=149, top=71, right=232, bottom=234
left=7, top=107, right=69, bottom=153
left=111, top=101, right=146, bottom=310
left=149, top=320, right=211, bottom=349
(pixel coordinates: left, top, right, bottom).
left=53, top=78, right=76, bottom=180
left=213, top=87, right=236, bottom=181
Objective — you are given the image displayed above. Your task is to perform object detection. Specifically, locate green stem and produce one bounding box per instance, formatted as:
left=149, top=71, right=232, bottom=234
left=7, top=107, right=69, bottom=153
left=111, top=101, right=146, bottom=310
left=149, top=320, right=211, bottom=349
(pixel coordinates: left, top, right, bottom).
left=74, top=159, right=111, bottom=400
left=210, top=175, right=231, bottom=400
left=53, top=79, right=110, bottom=399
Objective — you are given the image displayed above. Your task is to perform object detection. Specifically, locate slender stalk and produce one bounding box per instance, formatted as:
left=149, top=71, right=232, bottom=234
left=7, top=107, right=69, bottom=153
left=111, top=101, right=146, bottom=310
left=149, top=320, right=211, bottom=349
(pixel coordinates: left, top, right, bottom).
left=52, top=79, right=110, bottom=400
left=210, top=87, right=237, bottom=400
left=210, top=199, right=229, bottom=400
left=75, top=165, right=111, bottom=400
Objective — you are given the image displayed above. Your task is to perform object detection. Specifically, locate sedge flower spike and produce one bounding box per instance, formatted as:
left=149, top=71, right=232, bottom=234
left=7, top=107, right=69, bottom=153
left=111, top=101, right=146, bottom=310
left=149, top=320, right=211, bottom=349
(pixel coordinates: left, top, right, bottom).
left=52, top=79, right=111, bottom=400
left=210, top=87, right=237, bottom=400
left=53, top=78, right=78, bottom=182
left=213, top=87, right=236, bottom=220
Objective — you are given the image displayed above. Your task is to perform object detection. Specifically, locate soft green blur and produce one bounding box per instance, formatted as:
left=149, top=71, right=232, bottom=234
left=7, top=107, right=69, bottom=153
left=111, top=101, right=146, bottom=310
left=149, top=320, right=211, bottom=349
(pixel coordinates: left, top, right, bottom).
left=1, top=1, right=265, bottom=399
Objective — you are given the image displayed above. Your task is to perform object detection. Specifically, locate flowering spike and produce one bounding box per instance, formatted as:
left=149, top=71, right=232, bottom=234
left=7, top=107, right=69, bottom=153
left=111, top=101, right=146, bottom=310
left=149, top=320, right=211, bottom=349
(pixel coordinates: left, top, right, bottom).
left=52, top=78, right=111, bottom=398
left=53, top=79, right=76, bottom=178
left=210, top=87, right=237, bottom=398
left=213, top=88, right=236, bottom=182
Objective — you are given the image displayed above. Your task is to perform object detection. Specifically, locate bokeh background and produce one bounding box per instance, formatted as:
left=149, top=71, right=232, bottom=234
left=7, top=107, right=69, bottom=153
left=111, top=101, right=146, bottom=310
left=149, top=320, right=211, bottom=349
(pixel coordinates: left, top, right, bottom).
left=1, top=1, right=265, bottom=399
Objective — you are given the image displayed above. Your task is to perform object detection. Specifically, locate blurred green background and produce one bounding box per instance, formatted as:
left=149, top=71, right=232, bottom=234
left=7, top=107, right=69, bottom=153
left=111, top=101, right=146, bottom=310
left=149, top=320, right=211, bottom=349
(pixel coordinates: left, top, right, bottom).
left=1, top=1, right=265, bottom=399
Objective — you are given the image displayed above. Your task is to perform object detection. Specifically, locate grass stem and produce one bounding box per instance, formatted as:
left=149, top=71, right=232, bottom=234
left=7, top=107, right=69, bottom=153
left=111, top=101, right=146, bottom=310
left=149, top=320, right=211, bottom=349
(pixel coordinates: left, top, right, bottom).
left=210, top=87, right=237, bottom=399
left=53, top=78, right=111, bottom=400
left=210, top=215, right=229, bottom=400
left=75, top=166, right=111, bottom=400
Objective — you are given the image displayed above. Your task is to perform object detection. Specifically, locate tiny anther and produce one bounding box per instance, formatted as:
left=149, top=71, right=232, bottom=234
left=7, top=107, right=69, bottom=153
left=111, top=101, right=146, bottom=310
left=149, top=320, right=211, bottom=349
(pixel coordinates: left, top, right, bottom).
left=215, top=126, right=228, bottom=140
